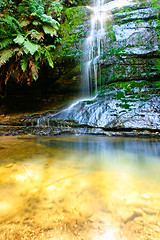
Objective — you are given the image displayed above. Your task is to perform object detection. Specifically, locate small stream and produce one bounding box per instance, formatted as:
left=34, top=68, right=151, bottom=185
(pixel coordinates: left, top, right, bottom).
left=0, top=135, right=160, bottom=239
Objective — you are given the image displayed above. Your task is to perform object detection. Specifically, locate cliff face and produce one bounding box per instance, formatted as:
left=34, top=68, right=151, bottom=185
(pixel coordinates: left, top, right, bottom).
left=52, top=1, right=160, bottom=92
left=101, top=2, right=160, bottom=84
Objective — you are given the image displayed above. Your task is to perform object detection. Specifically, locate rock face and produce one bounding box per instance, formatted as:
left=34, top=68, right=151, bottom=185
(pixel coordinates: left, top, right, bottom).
left=37, top=86, right=160, bottom=131
left=100, top=1, right=160, bottom=84
left=42, top=5, right=91, bottom=94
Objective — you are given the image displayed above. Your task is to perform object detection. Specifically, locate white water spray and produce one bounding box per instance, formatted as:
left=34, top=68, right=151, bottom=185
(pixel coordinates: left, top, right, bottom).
left=84, top=0, right=105, bottom=95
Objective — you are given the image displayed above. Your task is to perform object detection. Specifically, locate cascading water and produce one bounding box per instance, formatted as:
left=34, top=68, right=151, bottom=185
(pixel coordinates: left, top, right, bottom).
left=84, top=0, right=106, bottom=96
left=83, top=0, right=134, bottom=96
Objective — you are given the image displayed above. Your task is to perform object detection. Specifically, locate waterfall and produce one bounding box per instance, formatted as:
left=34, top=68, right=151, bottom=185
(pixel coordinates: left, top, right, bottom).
left=35, top=0, right=136, bottom=127
left=84, top=0, right=105, bottom=96
left=83, top=0, right=134, bottom=96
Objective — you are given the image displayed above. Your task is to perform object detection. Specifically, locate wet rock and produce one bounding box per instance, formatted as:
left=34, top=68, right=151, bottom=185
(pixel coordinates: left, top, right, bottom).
left=101, top=2, right=160, bottom=83
left=39, top=90, right=160, bottom=134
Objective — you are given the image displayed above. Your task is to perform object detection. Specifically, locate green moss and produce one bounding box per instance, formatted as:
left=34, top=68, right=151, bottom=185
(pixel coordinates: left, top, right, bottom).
left=152, top=81, right=160, bottom=88
left=116, top=102, right=131, bottom=109
left=59, top=6, right=89, bottom=56
left=151, top=0, right=160, bottom=10
left=109, top=80, right=149, bottom=89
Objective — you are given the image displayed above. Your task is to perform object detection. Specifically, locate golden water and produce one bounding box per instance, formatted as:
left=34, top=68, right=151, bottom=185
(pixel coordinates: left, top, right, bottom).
left=0, top=135, right=160, bottom=240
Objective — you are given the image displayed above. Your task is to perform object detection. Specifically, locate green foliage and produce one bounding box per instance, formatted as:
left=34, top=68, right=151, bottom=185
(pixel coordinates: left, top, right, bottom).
left=20, top=56, right=28, bottom=72
left=17, top=0, right=45, bottom=17
left=23, top=40, right=39, bottom=55
left=0, top=0, right=61, bottom=92
left=62, top=0, right=90, bottom=7
left=151, top=0, right=160, bottom=9
left=0, top=49, right=15, bottom=67
left=47, top=0, right=63, bottom=22
left=0, top=39, right=13, bottom=50
left=60, top=6, right=88, bottom=56
left=45, top=49, right=54, bottom=68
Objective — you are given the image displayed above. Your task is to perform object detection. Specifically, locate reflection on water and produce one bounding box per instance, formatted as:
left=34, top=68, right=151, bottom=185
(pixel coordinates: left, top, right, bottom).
left=0, top=136, right=160, bottom=240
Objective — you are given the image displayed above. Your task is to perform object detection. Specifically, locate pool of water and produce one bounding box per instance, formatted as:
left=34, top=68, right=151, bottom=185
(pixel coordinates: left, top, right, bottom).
left=0, top=135, right=160, bottom=240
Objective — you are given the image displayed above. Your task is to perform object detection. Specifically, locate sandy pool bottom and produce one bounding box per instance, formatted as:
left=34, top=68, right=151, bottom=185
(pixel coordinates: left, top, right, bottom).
left=0, top=136, right=159, bottom=240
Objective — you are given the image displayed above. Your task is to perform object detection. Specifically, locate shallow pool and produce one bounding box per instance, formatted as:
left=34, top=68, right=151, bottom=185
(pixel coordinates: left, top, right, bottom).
left=0, top=135, right=160, bottom=240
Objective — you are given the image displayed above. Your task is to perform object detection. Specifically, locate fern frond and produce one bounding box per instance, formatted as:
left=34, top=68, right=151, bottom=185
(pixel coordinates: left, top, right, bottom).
left=0, top=29, right=6, bottom=38
left=0, top=16, right=22, bottom=33
left=23, top=40, right=39, bottom=55
left=0, top=38, right=13, bottom=50
left=35, top=51, right=41, bottom=62
left=31, top=12, right=59, bottom=29
left=0, top=49, right=14, bottom=67
left=20, top=56, right=28, bottom=72
left=20, top=20, right=31, bottom=28
left=44, top=50, right=54, bottom=68
left=46, top=45, right=56, bottom=51
left=43, top=25, right=57, bottom=37
left=40, top=14, right=59, bottom=29
left=0, top=48, right=20, bottom=67
left=26, top=30, right=44, bottom=42
left=14, top=34, right=25, bottom=45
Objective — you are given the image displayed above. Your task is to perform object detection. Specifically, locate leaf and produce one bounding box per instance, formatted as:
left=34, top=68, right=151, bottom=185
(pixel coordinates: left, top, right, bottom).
left=20, top=20, right=31, bottom=28
left=20, top=56, right=28, bottom=72
left=40, top=14, right=59, bottom=29
left=27, top=30, right=44, bottom=41
left=0, top=16, right=22, bottom=33
left=14, top=34, right=25, bottom=45
left=0, top=38, right=13, bottom=50
left=0, top=49, right=14, bottom=67
left=43, top=25, right=56, bottom=37
left=35, top=51, right=41, bottom=62
left=23, top=40, right=39, bottom=55
left=32, top=20, right=41, bottom=26
left=46, top=45, right=56, bottom=51
left=45, top=50, right=54, bottom=68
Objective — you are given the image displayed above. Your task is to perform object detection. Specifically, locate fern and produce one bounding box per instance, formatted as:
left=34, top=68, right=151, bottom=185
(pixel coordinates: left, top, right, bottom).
left=35, top=51, right=41, bottom=62
left=0, top=29, right=7, bottom=39
left=0, top=38, right=13, bottom=50
left=0, top=0, right=61, bottom=91
left=0, top=49, right=14, bottom=67
left=23, top=40, right=39, bottom=55
left=43, top=25, right=57, bottom=37
left=44, top=49, right=54, bottom=68
left=0, top=16, right=22, bottom=34
left=40, top=14, right=59, bottom=29
left=26, top=30, right=44, bottom=42
left=20, top=20, right=31, bottom=28
left=20, top=56, right=28, bottom=72
left=14, top=34, right=25, bottom=45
